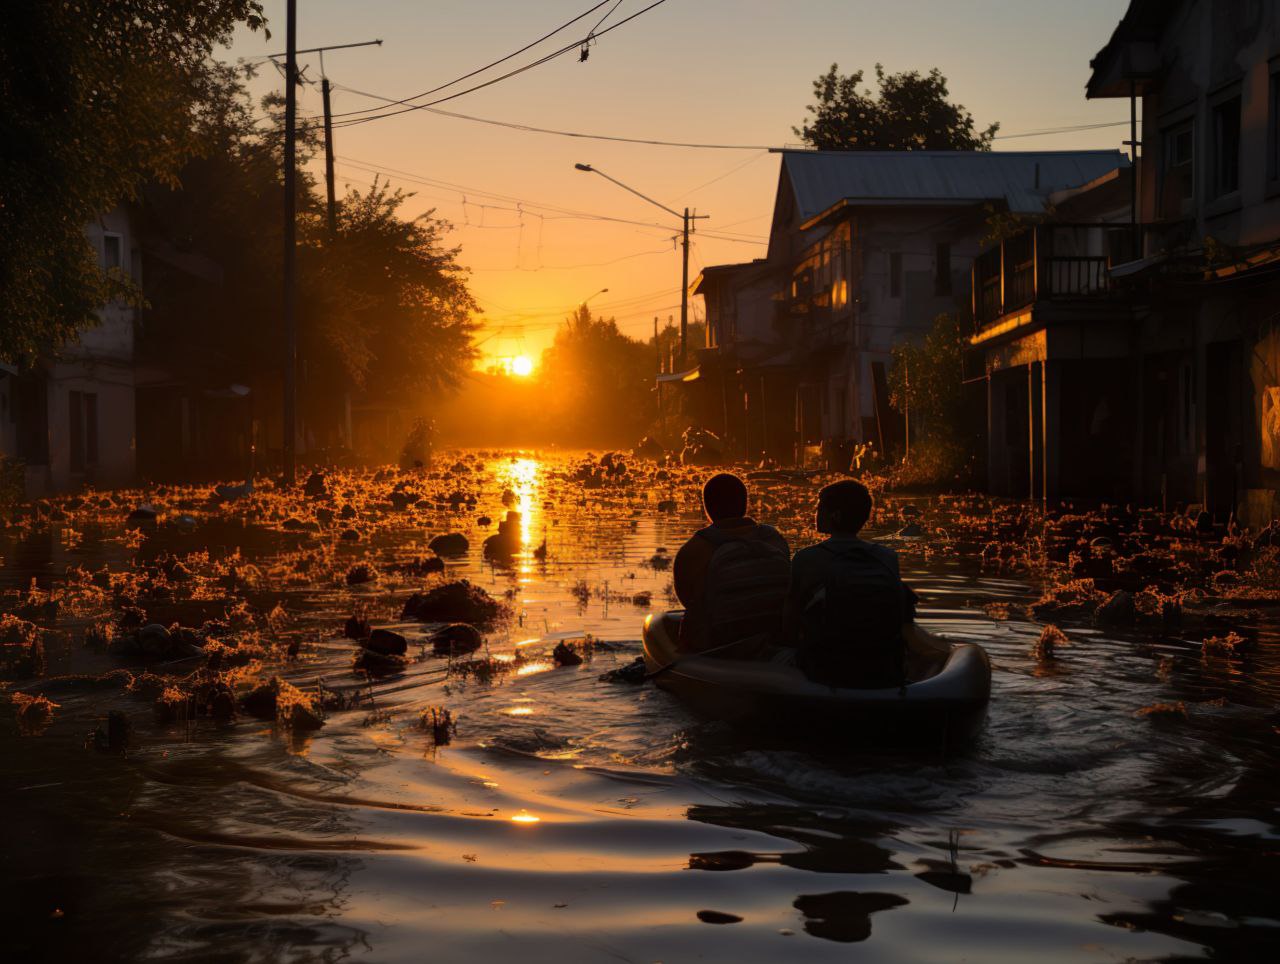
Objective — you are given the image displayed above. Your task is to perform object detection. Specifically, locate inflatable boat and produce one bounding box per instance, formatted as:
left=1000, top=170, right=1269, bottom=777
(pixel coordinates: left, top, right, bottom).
left=642, top=612, right=991, bottom=748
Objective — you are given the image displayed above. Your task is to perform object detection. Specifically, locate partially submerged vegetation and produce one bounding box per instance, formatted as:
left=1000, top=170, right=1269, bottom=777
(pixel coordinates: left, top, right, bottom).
left=1, top=450, right=1277, bottom=754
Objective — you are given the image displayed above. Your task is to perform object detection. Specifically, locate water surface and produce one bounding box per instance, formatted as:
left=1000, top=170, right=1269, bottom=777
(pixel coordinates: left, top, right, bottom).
left=3, top=453, right=1278, bottom=962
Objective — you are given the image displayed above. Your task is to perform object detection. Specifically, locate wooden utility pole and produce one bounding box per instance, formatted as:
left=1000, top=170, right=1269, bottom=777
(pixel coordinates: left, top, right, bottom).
left=321, top=77, right=337, bottom=238
left=282, top=0, right=298, bottom=484
left=268, top=37, right=380, bottom=473
left=677, top=207, right=709, bottom=368
left=571, top=164, right=705, bottom=369
left=654, top=316, right=664, bottom=442
left=680, top=208, right=690, bottom=366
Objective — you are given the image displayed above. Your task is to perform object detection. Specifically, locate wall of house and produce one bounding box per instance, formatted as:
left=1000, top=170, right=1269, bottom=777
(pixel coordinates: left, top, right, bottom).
left=839, top=207, right=981, bottom=446
left=1139, top=0, right=1280, bottom=249
left=2, top=206, right=138, bottom=495
left=1130, top=1, right=1280, bottom=519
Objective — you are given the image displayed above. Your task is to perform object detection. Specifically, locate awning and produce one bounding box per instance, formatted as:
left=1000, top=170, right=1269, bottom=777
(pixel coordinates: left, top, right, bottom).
left=656, top=365, right=700, bottom=384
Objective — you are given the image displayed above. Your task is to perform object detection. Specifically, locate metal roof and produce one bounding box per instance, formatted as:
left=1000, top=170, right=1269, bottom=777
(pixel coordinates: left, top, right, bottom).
left=776, top=149, right=1130, bottom=223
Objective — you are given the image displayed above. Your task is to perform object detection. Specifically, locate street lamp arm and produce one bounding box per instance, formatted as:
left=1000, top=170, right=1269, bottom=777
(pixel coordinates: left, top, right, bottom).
left=574, top=163, right=682, bottom=220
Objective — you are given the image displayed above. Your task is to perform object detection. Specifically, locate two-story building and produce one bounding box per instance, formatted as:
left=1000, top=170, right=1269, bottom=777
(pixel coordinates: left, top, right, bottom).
left=1, top=207, right=139, bottom=496
left=693, top=148, right=1128, bottom=466
left=971, top=0, right=1280, bottom=525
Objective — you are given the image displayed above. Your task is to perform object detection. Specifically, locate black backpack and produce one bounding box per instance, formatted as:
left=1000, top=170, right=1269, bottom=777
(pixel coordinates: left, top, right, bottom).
left=695, top=525, right=791, bottom=650
left=797, top=543, right=907, bottom=688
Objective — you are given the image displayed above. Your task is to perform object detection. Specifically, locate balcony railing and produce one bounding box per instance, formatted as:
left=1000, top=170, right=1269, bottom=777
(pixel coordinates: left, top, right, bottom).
left=972, top=223, right=1145, bottom=329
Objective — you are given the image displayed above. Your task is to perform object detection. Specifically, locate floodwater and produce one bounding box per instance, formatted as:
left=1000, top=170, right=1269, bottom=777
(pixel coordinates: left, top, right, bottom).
left=3, top=452, right=1278, bottom=963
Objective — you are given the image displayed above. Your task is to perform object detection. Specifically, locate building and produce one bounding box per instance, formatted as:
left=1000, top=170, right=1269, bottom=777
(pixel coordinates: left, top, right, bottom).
left=1, top=207, right=139, bottom=496
left=693, top=149, right=1128, bottom=465
left=970, top=0, right=1280, bottom=525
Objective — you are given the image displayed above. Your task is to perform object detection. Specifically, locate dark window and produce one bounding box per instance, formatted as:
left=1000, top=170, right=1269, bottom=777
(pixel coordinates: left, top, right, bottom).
left=102, top=234, right=122, bottom=270
left=1211, top=96, right=1241, bottom=198
left=1268, top=68, right=1280, bottom=182
left=85, top=393, right=99, bottom=465
left=14, top=374, right=48, bottom=465
left=1182, top=364, right=1194, bottom=444
left=889, top=252, right=902, bottom=298
left=68, top=391, right=98, bottom=473
left=1162, top=122, right=1194, bottom=204
left=934, top=242, right=952, bottom=295
left=69, top=391, right=84, bottom=473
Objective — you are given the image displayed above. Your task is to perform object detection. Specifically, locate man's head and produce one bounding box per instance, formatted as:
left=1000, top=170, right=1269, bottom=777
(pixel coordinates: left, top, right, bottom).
left=702, top=473, right=748, bottom=523
left=816, top=479, right=873, bottom=535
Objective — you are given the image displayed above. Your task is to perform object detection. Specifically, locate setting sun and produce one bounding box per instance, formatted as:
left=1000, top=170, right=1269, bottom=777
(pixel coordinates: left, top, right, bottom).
left=511, top=355, right=534, bottom=377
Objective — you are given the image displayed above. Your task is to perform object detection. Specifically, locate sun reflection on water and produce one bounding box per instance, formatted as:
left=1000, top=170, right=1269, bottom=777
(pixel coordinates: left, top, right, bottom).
left=495, top=456, right=542, bottom=551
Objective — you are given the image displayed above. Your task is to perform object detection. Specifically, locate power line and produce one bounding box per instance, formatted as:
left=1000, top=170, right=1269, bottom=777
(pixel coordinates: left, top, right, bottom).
left=335, top=155, right=768, bottom=242
left=327, top=1, right=615, bottom=119
left=326, top=101, right=1133, bottom=150
left=323, top=0, right=671, bottom=130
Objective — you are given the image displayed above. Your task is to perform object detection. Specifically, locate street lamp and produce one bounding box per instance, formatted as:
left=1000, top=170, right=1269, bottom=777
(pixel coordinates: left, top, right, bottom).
left=574, top=162, right=707, bottom=366
left=581, top=287, right=609, bottom=306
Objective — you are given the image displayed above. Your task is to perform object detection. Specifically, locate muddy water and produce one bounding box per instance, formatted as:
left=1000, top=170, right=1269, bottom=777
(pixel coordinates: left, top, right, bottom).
left=3, top=453, right=1279, bottom=963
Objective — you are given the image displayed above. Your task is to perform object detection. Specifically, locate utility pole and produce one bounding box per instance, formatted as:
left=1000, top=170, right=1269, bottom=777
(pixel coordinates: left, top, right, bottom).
left=573, top=163, right=707, bottom=368
left=321, top=77, right=337, bottom=238
left=1126, top=79, right=1140, bottom=259
left=269, top=36, right=381, bottom=474
left=310, top=41, right=381, bottom=237
left=282, top=0, right=297, bottom=484
left=680, top=208, right=690, bottom=368
left=654, top=316, right=664, bottom=442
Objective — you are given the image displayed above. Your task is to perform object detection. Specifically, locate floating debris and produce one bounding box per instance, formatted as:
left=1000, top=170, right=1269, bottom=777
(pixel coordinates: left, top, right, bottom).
left=1033, top=624, right=1069, bottom=662
left=402, top=580, right=506, bottom=627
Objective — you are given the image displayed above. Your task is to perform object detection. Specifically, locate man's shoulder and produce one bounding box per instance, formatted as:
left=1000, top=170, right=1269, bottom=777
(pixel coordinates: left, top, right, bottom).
left=754, top=523, right=789, bottom=551
left=855, top=538, right=901, bottom=571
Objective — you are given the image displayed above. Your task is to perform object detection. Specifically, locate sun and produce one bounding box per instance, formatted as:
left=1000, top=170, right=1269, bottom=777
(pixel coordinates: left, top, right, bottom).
left=511, top=355, right=534, bottom=377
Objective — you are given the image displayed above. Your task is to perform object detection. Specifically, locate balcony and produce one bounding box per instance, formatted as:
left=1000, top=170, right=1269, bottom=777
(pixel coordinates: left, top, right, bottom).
left=972, top=223, right=1146, bottom=333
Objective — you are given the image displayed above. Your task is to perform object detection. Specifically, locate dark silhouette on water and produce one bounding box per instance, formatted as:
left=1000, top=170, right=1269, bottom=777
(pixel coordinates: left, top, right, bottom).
left=673, top=473, right=789, bottom=654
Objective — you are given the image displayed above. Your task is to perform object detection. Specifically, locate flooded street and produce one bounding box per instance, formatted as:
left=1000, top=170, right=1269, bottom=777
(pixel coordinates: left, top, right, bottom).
left=3, top=452, right=1279, bottom=963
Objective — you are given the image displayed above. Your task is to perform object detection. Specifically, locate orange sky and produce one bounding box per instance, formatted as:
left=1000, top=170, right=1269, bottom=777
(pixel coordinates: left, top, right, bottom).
left=225, top=0, right=1131, bottom=369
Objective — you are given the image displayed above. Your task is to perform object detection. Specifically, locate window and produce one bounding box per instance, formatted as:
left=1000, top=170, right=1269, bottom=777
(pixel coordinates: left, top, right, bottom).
left=934, top=242, right=952, bottom=296
left=102, top=233, right=122, bottom=270
left=1162, top=121, right=1194, bottom=205
left=68, top=391, right=98, bottom=473
left=1181, top=363, right=1195, bottom=448
left=1211, top=95, right=1241, bottom=198
left=1268, top=66, right=1280, bottom=183
left=889, top=252, right=902, bottom=298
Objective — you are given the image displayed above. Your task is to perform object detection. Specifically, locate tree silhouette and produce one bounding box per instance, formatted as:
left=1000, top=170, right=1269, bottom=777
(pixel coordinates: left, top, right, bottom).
left=795, top=64, right=998, bottom=152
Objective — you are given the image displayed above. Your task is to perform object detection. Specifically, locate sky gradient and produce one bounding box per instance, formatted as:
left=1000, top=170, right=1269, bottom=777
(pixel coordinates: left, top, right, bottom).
left=224, top=0, right=1131, bottom=367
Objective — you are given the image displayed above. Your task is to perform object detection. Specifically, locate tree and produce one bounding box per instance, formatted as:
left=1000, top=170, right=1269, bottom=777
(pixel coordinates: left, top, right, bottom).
left=538, top=306, right=655, bottom=445
left=888, top=313, right=972, bottom=482
left=321, top=180, right=478, bottom=401
left=794, top=64, right=998, bottom=152
left=0, top=0, right=266, bottom=363
left=135, top=66, right=477, bottom=454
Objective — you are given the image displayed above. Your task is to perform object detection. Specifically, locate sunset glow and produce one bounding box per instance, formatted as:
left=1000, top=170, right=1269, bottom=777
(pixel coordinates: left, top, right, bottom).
left=12, top=2, right=1280, bottom=961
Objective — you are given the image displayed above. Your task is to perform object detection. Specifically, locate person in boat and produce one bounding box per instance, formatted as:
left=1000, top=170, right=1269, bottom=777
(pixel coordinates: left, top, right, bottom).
left=673, top=473, right=791, bottom=657
left=783, top=479, right=945, bottom=687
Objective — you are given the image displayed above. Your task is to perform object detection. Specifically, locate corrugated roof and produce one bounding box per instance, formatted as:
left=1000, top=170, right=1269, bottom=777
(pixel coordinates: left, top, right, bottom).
left=776, top=150, right=1130, bottom=222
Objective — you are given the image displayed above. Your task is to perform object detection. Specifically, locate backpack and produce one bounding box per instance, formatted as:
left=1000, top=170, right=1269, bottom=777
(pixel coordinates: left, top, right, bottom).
left=695, top=525, right=791, bottom=651
left=797, top=543, right=907, bottom=689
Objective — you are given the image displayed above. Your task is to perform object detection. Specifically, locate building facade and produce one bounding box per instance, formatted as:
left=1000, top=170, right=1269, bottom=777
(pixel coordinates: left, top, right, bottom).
left=1, top=207, right=138, bottom=496
left=694, top=149, right=1128, bottom=466
left=972, top=0, right=1280, bottom=525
